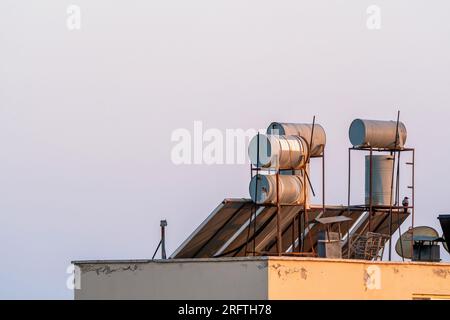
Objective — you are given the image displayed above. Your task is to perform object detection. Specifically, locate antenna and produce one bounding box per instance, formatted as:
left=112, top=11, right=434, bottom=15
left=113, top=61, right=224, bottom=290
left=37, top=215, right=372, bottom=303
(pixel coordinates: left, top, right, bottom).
left=152, top=220, right=168, bottom=260
left=160, top=220, right=167, bottom=259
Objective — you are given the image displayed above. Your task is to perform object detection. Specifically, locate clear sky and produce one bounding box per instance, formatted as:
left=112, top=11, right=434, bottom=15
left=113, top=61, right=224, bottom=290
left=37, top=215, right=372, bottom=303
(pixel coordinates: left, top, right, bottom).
left=1, top=1, right=450, bottom=299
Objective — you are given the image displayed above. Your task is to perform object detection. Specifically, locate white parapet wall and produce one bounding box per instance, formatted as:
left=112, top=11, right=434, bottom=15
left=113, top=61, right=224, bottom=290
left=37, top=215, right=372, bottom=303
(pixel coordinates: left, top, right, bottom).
left=73, top=257, right=269, bottom=300
left=73, top=256, right=450, bottom=300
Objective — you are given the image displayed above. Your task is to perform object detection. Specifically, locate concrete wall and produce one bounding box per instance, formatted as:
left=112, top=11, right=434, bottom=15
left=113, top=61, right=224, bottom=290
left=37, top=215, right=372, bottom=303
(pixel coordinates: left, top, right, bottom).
left=267, top=258, right=450, bottom=300
left=74, top=257, right=450, bottom=300
left=74, top=258, right=268, bottom=300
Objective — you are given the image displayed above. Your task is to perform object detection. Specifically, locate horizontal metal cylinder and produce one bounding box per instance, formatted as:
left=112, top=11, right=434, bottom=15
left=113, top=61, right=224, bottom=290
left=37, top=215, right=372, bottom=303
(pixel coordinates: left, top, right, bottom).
left=249, top=174, right=305, bottom=205
left=349, top=119, right=407, bottom=149
left=248, top=134, right=309, bottom=169
left=267, top=122, right=326, bottom=157
left=365, top=155, right=394, bottom=206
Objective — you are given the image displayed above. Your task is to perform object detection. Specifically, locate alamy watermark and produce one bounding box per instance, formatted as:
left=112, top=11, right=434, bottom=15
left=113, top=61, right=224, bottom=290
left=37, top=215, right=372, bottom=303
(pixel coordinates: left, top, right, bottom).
left=366, top=5, right=381, bottom=30
left=67, top=5, right=81, bottom=30
left=171, top=121, right=263, bottom=165
left=66, top=264, right=81, bottom=290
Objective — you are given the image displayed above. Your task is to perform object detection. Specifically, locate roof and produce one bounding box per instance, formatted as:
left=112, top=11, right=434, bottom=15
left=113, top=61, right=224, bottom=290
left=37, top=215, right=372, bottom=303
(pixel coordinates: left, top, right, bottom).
left=171, top=198, right=409, bottom=259
left=72, top=256, right=450, bottom=268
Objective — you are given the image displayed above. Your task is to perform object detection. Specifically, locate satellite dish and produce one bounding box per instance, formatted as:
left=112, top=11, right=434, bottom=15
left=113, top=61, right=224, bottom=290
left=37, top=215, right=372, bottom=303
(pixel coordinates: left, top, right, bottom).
left=395, top=226, right=439, bottom=259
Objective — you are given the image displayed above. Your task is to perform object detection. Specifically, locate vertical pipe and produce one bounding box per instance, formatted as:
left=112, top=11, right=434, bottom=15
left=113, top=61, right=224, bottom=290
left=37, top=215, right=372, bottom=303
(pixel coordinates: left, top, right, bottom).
left=291, top=216, right=296, bottom=252
left=396, top=151, right=404, bottom=261
left=297, top=208, right=302, bottom=253
left=303, top=170, right=315, bottom=255
left=307, top=210, right=315, bottom=255
left=322, top=150, right=326, bottom=215
left=388, top=111, right=401, bottom=261
left=250, top=133, right=261, bottom=256
left=306, top=115, right=316, bottom=255
left=246, top=169, right=253, bottom=256
left=411, top=149, right=415, bottom=260
left=256, top=133, right=260, bottom=169
left=253, top=207, right=257, bottom=256
left=309, top=116, right=316, bottom=163
left=388, top=152, right=396, bottom=261
left=301, top=209, right=306, bottom=252
left=347, top=148, right=352, bottom=258
left=347, top=220, right=351, bottom=259
left=276, top=171, right=282, bottom=256
left=298, top=211, right=302, bottom=253
left=369, top=147, right=373, bottom=232
left=302, top=169, right=307, bottom=253
left=396, top=152, right=401, bottom=206
left=160, top=220, right=167, bottom=259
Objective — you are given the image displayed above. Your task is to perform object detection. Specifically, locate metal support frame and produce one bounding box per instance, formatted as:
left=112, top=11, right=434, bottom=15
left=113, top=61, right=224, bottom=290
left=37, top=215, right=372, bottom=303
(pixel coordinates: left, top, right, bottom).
left=346, top=146, right=415, bottom=261
left=276, top=171, right=282, bottom=255
left=248, top=117, right=325, bottom=257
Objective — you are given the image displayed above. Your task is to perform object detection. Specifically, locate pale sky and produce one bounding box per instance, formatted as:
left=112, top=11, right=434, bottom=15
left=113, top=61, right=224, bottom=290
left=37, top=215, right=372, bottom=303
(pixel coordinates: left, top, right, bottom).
left=1, top=1, right=450, bottom=299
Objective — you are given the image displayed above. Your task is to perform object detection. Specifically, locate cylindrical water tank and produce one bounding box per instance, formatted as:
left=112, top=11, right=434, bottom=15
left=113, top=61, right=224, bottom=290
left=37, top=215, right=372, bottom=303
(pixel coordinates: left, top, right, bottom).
left=365, top=155, right=394, bottom=206
left=248, top=134, right=309, bottom=169
left=267, top=122, right=326, bottom=157
left=280, top=163, right=311, bottom=208
left=249, top=174, right=305, bottom=205
left=349, top=119, right=407, bottom=149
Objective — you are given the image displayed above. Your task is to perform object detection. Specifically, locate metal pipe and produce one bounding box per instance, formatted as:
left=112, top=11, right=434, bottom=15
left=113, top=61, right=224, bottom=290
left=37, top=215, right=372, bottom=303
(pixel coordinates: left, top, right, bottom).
left=388, top=111, right=401, bottom=261
left=302, top=170, right=307, bottom=252
left=322, top=150, right=326, bottom=215
left=303, top=170, right=315, bottom=255
left=304, top=170, right=316, bottom=197
left=306, top=116, right=316, bottom=255
left=160, top=220, right=167, bottom=259
left=248, top=135, right=257, bottom=256
left=347, top=148, right=352, bottom=258
left=411, top=149, right=415, bottom=260
left=276, top=171, right=282, bottom=255
left=301, top=209, right=306, bottom=252
left=246, top=133, right=260, bottom=256
left=388, top=154, right=395, bottom=261
left=253, top=209, right=257, bottom=256
left=151, top=240, right=162, bottom=260
left=396, top=151, right=404, bottom=261
left=298, top=209, right=302, bottom=253
left=369, top=147, right=373, bottom=232
left=309, top=116, right=316, bottom=163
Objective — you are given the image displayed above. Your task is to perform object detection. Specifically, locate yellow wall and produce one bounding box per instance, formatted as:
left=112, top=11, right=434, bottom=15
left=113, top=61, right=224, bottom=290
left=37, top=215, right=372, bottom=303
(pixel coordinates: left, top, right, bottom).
left=268, top=257, right=450, bottom=300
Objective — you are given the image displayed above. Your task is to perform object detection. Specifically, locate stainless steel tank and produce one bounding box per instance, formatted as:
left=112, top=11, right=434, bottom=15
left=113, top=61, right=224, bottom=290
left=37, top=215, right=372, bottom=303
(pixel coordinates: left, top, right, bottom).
left=280, top=164, right=311, bottom=208
left=248, top=134, right=309, bottom=169
left=267, top=122, right=326, bottom=157
left=365, top=155, right=394, bottom=206
left=249, top=174, right=305, bottom=205
left=349, top=119, right=407, bottom=149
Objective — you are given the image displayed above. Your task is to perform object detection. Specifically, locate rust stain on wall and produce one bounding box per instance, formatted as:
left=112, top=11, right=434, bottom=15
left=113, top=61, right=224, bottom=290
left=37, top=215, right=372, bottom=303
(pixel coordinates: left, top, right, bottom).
left=433, top=269, right=450, bottom=279
left=300, top=267, right=308, bottom=280
left=270, top=263, right=307, bottom=280
left=82, top=264, right=141, bottom=275
left=363, top=270, right=369, bottom=291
